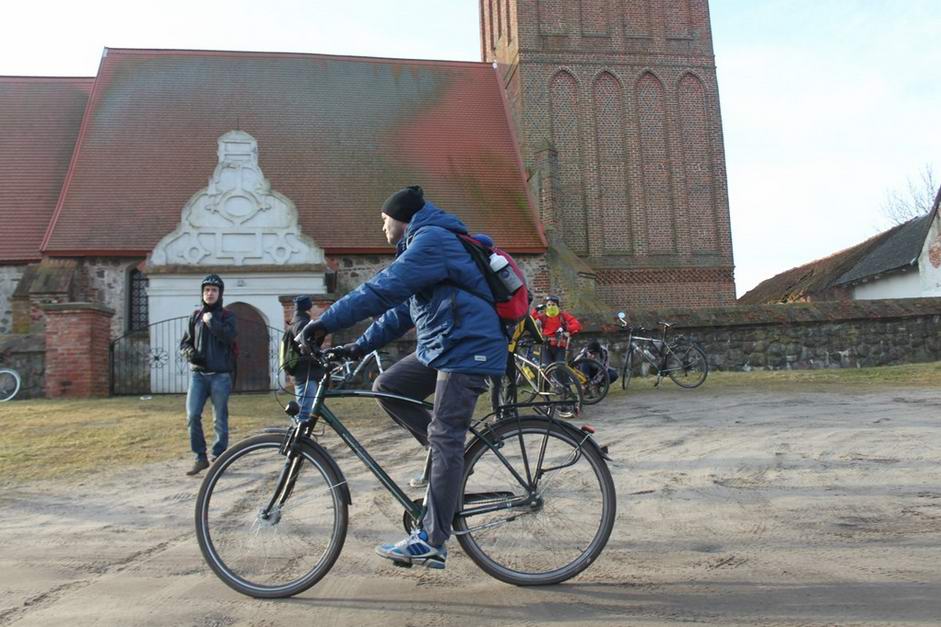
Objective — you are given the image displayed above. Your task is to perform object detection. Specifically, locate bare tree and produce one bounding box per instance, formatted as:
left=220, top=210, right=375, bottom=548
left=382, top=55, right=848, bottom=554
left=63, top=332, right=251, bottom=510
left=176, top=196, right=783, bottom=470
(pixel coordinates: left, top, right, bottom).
left=883, top=164, right=938, bottom=225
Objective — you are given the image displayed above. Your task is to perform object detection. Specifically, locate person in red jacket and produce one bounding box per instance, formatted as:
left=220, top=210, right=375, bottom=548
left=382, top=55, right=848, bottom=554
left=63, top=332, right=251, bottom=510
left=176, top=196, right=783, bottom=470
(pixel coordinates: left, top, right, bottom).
left=532, top=295, right=582, bottom=363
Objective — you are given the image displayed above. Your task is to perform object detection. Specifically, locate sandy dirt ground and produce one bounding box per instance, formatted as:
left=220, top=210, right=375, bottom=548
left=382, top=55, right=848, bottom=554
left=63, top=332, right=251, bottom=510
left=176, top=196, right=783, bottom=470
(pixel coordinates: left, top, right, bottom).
left=2, top=384, right=940, bottom=626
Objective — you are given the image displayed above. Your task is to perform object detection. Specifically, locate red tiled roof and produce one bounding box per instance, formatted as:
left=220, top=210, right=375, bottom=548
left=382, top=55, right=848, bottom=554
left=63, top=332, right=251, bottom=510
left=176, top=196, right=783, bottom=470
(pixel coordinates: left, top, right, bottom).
left=0, top=77, right=93, bottom=262
left=42, top=48, right=545, bottom=256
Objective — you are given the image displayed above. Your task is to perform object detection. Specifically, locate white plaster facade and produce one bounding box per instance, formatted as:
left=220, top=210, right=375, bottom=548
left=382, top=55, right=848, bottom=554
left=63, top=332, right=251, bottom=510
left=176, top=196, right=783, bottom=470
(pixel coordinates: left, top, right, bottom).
left=145, top=131, right=327, bottom=392
left=853, top=211, right=941, bottom=300
left=853, top=269, right=922, bottom=300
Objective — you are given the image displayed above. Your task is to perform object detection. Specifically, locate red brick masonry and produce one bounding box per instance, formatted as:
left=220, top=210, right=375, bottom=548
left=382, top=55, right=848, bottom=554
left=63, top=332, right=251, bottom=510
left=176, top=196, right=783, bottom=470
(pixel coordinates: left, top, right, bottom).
left=43, top=302, right=114, bottom=398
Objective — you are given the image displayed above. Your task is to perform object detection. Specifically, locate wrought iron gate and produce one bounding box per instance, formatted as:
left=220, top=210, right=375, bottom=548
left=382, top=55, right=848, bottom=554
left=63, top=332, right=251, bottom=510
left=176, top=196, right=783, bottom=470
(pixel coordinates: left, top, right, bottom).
left=110, top=316, right=283, bottom=395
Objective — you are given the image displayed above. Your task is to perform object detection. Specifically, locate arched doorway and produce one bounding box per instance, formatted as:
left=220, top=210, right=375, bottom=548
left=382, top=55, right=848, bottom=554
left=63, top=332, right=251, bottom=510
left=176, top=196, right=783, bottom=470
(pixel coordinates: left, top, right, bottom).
left=227, top=302, right=272, bottom=392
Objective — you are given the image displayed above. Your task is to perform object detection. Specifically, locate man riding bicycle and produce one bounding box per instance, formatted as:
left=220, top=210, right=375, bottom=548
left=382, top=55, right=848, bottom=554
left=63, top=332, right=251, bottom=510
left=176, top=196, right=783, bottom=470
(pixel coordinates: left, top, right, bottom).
left=300, top=185, right=507, bottom=570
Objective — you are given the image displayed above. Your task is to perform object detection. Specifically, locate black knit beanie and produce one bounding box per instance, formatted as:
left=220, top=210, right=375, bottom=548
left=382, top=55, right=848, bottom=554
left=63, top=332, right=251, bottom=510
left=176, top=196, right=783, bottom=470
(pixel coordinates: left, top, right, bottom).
left=381, top=186, right=425, bottom=222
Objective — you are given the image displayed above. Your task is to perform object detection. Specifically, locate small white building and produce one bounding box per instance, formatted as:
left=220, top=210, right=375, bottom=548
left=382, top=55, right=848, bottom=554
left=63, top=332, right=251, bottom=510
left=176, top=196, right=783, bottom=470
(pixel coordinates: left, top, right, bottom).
left=740, top=189, right=941, bottom=304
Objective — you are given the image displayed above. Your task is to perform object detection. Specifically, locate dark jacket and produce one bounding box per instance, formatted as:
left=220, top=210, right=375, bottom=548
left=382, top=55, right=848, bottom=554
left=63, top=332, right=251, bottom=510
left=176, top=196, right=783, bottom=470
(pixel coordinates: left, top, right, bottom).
left=290, top=310, right=317, bottom=380
left=180, top=307, right=238, bottom=373
left=318, top=201, right=507, bottom=376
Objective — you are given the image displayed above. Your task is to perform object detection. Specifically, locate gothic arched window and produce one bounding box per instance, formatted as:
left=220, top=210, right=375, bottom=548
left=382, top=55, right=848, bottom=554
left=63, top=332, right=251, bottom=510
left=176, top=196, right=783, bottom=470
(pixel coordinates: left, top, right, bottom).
left=128, top=269, right=149, bottom=331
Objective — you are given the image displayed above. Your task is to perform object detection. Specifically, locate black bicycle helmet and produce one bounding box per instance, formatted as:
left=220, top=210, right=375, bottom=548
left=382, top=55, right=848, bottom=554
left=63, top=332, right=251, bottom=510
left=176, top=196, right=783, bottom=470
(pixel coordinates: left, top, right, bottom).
left=201, top=274, right=225, bottom=293
left=545, top=294, right=561, bottom=305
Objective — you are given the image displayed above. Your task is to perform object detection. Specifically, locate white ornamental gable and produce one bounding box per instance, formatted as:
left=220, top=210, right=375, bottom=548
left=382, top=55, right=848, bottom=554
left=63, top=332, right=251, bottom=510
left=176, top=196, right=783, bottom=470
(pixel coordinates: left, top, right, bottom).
left=149, top=131, right=323, bottom=266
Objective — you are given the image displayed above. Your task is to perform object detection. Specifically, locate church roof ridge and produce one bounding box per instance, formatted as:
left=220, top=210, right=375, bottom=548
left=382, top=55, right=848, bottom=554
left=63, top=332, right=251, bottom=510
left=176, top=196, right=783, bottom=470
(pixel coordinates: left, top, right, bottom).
left=99, top=46, right=488, bottom=69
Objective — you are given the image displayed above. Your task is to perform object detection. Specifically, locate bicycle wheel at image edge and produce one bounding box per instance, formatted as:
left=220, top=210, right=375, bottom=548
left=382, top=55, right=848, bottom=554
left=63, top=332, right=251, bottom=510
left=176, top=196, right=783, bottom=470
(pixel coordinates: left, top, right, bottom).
left=0, top=369, right=21, bottom=402
left=454, top=417, right=616, bottom=586
left=666, top=342, right=708, bottom=389
left=195, top=434, right=349, bottom=598
left=570, top=358, right=609, bottom=405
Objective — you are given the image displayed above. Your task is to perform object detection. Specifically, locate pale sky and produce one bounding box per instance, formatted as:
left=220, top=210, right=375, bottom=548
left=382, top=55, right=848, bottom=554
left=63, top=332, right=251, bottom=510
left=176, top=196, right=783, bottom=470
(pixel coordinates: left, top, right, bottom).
left=3, top=1, right=938, bottom=297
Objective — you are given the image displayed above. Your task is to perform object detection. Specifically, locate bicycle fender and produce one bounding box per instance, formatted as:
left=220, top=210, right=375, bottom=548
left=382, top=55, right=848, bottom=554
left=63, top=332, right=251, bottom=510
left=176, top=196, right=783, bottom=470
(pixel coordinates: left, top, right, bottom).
left=469, top=418, right=612, bottom=462
left=259, top=427, right=353, bottom=505
left=551, top=419, right=613, bottom=462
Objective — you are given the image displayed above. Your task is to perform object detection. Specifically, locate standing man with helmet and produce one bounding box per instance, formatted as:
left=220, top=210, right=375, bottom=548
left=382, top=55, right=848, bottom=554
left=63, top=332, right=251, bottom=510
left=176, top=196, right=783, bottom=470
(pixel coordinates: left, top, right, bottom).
left=179, top=274, right=238, bottom=476
left=300, top=185, right=507, bottom=570
left=533, top=295, right=582, bottom=363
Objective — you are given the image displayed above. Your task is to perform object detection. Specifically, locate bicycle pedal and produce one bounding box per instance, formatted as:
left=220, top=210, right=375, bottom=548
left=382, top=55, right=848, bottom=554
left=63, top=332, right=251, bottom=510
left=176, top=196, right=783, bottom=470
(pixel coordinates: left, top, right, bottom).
left=392, top=559, right=413, bottom=569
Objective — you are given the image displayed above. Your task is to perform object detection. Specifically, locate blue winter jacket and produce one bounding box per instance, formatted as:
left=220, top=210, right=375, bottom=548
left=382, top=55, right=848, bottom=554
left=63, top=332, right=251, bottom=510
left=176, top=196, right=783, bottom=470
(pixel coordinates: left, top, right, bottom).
left=318, top=202, right=507, bottom=376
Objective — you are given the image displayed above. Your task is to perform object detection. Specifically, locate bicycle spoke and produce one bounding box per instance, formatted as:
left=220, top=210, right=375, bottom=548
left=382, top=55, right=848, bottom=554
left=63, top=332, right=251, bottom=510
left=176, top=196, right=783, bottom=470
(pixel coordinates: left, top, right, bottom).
left=196, top=437, right=347, bottom=596
left=456, top=420, right=615, bottom=584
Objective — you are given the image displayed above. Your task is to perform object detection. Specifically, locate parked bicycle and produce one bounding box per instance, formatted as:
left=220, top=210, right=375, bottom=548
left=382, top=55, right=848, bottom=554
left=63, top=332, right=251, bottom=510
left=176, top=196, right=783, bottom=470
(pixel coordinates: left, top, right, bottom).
left=616, top=312, right=708, bottom=390
left=195, top=346, right=616, bottom=597
left=503, top=335, right=582, bottom=417
left=328, top=349, right=387, bottom=389
left=569, top=345, right=611, bottom=405
left=0, top=368, right=21, bottom=402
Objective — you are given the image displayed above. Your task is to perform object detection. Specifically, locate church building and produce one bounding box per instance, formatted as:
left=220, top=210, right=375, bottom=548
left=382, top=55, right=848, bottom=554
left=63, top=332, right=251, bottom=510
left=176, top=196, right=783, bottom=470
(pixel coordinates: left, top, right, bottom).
left=0, top=1, right=735, bottom=396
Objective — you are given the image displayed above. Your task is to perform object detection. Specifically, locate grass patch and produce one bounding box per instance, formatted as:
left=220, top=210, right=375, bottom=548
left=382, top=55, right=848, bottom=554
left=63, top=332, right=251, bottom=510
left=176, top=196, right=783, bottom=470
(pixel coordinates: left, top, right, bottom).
left=611, top=360, right=941, bottom=394
left=3, top=362, right=939, bottom=484
left=0, top=392, right=390, bottom=485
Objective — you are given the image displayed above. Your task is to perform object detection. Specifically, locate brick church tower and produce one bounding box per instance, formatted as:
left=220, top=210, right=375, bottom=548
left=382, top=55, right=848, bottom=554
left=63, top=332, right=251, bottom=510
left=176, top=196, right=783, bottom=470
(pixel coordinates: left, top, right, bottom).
left=481, top=0, right=736, bottom=308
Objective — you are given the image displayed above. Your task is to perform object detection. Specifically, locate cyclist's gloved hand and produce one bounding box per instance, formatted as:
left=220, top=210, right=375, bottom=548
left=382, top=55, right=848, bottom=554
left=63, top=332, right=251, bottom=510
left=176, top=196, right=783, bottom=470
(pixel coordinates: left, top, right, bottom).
left=327, top=343, right=363, bottom=361
left=299, top=320, right=328, bottom=353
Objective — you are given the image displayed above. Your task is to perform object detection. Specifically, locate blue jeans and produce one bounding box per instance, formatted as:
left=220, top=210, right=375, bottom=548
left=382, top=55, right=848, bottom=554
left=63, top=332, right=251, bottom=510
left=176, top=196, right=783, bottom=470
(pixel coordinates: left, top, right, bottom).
left=296, top=377, right=316, bottom=421
left=186, top=372, right=232, bottom=461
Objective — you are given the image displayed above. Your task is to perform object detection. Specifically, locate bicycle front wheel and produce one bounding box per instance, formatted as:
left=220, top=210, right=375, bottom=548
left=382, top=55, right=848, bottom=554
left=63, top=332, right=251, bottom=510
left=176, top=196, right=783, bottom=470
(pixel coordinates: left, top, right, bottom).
left=195, top=434, right=348, bottom=598
left=571, top=358, right=609, bottom=405
left=0, top=369, right=21, bottom=402
left=666, top=342, right=708, bottom=388
left=455, top=417, right=616, bottom=586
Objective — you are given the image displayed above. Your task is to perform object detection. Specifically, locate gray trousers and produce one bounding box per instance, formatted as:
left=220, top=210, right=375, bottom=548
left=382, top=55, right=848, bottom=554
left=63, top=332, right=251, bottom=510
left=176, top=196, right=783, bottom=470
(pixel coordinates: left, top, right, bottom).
left=372, top=352, right=487, bottom=546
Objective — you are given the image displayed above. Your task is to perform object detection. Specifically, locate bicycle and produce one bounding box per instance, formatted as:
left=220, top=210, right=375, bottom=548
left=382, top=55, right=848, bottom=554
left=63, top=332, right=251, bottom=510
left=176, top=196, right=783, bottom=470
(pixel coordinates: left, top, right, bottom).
left=616, top=312, right=708, bottom=390
left=328, top=349, right=387, bottom=389
left=503, top=336, right=583, bottom=416
left=569, top=347, right=611, bottom=405
left=0, top=368, right=21, bottom=402
left=195, top=347, right=616, bottom=598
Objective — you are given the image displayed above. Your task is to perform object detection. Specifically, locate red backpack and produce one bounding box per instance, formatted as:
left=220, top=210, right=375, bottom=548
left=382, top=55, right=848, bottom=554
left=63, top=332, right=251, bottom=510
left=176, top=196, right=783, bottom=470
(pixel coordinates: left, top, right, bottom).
left=453, top=233, right=531, bottom=325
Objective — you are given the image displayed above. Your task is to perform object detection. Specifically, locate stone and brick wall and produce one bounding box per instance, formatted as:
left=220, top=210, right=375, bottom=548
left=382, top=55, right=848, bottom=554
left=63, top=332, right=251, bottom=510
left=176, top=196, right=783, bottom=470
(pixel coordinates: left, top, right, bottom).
left=482, top=0, right=735, bottom=308
left=0, top=333, right=44, bottom=399
left=573, top=298, right=941, bottom=372
left=43, top=303, right=114, bottom=398
left=0, top=265, right=26, bottom=335
left=77, top=258, right=142, bottom=338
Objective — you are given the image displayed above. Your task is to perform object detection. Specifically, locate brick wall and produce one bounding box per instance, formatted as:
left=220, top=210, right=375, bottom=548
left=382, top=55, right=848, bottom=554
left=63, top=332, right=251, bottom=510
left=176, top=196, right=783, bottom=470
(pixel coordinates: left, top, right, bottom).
left=482, top=0, right=735, bottom=308
left=329, top=252, right=550, bottom=301
left=43, top=303, right=114, bottom=398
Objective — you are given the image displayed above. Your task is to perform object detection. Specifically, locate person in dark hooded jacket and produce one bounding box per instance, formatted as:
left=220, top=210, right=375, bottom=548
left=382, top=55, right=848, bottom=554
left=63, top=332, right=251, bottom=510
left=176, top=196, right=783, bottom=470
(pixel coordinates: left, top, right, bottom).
left=301, top=185, right=507, bottom=570
left=179, top=274, right=237, bottom=476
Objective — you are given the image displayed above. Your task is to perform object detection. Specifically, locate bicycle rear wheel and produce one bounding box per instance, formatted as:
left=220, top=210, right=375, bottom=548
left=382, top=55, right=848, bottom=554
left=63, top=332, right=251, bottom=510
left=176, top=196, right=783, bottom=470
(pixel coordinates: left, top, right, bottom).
left=666, top=342, right=708, bottom=388
left=620, top=350, right=633, bottom=390
left=0, top=369, right=21, bottom=402
left=195, top=434, right=348, bottom=598
left=455, top=417, right=616, bottom=586
left=518, top=363, right=583, bottom=417
left=571, top=358, right=609, bottom=405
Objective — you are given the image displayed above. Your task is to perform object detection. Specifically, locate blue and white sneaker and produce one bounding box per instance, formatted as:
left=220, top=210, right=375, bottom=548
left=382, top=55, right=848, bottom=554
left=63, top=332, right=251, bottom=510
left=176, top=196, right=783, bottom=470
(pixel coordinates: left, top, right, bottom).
left=376, top=529, right=447, bottom=569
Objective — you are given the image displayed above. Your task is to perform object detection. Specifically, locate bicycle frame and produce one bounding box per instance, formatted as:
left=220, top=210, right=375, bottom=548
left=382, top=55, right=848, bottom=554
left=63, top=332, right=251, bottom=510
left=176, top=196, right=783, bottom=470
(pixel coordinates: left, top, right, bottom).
left=623, top=325, right=691, bottom=381
left=270, top=363, right=594, bottom=532
left=329, top=350, right=385, bottom=387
